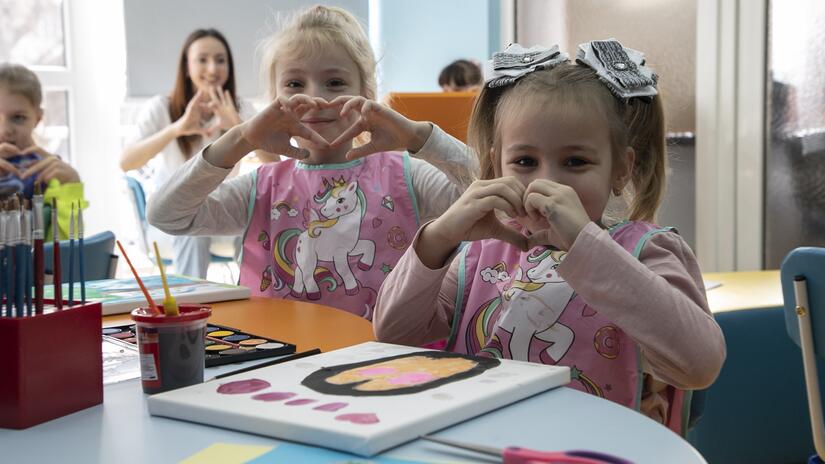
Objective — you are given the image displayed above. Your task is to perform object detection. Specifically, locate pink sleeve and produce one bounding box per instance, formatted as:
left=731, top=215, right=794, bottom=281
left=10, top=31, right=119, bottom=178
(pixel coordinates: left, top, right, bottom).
left=558, top=222, right=726, bottom=390
left=373, top=224, right=460, bottom=346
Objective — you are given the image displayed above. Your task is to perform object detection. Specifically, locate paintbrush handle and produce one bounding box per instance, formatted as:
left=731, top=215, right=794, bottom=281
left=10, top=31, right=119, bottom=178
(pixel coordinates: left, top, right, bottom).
left=34, top=239, right=43, bottom=313
left=115, top=240, right=158, bottom=313
left=53, top=240, right=62, bottom=309
left=78, top=237, right=85, bottom=303
left=68, top=238, right=74, bottom=305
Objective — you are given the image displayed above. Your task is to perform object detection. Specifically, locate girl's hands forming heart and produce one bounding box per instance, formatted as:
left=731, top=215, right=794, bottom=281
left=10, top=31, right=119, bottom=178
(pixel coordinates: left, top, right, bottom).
left=238, top=95, right=330, bottom=160
left=417, top=177, right=530, bottom=269
left=326, top=96, right=429, bottom=160
left=522, top=179, right=591, bottom=251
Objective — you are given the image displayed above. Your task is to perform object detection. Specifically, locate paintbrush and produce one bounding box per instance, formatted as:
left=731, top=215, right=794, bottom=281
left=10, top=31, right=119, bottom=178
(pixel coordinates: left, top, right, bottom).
left=0, top=204, right=6, bottom=317
left=152, top=241, right=178, bottom=316
left=10, top=196, right=23, bottom=316
left=211, top=349, right=321, bottom=380
left=68, top=202, right=74, bottom=306
left=52, top=198, right=62, bottom=309
left=77, top=201, right=84, bottom=304
left=115, top=240, right=160, bottom=315
left=32, top=184, right=44, bottom=313
left=22, top=200, right=32, bottom=315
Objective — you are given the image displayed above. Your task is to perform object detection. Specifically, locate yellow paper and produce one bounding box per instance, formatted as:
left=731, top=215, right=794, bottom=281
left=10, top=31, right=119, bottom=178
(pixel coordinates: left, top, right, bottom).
left=179, top=443, right=274, bottom=464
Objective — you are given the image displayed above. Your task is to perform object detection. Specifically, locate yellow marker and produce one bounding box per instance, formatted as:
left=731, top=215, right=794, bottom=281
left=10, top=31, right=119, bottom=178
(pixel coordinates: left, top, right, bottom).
left=152, top=241, right=179, bottom=316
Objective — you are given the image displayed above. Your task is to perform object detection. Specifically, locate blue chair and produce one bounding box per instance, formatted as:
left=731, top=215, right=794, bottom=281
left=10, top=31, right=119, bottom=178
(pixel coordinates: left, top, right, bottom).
left=124, top=176, right=235, bottom=277
left=782, top=247, right=825, bottom=463
left=44, top=230, right=117, bottom=281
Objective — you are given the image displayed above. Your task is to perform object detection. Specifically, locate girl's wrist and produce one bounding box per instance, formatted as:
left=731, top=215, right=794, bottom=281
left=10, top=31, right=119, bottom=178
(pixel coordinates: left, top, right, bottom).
left=416, top=219, right=461, bottom=269
left=406, top=121, right=433, bottom=154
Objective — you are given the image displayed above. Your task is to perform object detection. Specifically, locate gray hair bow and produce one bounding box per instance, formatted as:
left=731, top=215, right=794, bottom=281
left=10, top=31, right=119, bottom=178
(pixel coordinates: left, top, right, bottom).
left=483, top=43, right=569, bottom=89
left=576, top=39, right=658, bottom=100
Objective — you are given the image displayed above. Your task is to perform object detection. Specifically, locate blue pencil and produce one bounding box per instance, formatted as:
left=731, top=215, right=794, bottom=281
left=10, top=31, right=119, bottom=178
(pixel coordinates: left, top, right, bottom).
left=78, top=201, right=84, bottom=304
left=68, top=203, right=74, bottom=306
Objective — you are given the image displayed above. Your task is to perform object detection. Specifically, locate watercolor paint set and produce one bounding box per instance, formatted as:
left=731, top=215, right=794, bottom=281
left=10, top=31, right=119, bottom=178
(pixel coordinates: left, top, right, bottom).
left=103, top=322, right=296, bottom=367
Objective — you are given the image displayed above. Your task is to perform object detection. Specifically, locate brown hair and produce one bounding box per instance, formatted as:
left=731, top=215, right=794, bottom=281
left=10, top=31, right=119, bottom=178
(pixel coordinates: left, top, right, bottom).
left=259, top=5, right=376, bottom=101
left=169, top=29, right=238, bottom=158
left=0, top=63, right=43, bottom=108
left=468, top=62, right=667, bottom=222
left=438, top=59, right=482, bottom=90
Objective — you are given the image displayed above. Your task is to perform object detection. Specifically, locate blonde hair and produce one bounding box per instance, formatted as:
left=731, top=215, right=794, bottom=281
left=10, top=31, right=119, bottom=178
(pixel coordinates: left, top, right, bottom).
left=0, top=63, right=42, bottom=108
left=259, top=5, right=376, bottom=101
left=468, top=62, right=667, bottom=223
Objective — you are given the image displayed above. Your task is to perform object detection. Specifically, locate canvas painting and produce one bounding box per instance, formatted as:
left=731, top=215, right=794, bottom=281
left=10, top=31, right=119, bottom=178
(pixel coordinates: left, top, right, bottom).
left=147, top=342, right=570, bottom=456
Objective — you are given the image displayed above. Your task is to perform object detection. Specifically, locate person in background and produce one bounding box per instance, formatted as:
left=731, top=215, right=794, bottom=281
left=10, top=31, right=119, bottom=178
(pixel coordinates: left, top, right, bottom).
left=0, top=62, right=85, bottom=240
left=120, top=28, right=253, bottom=278
left=438, top=59, right=482, bottom=92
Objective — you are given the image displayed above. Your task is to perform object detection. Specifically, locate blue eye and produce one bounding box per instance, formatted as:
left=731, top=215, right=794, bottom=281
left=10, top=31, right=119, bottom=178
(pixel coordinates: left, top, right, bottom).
left=285, top=80, right=303, bottom=88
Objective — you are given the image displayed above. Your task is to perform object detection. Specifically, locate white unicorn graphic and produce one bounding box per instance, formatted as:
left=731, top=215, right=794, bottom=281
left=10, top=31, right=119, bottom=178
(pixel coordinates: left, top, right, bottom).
left=496, top=249, right=575, bottom=362
left=292, top=178, right=375, bottom=299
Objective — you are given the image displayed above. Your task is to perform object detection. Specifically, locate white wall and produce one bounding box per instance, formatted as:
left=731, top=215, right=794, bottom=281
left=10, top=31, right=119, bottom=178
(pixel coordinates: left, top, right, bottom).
left=372, top=0, right=499, bottom=97
left=123, top=0, right=369, bottom=98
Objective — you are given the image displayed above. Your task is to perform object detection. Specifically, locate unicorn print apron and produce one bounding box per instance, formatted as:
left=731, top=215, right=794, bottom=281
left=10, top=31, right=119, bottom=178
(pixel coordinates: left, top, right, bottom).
left=240, top=152, right=419, bottom=319
left=446, top=221, right=688, bottom=433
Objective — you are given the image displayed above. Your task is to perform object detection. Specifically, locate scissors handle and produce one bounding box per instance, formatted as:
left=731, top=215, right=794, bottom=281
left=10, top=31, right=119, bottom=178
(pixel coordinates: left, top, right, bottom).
left=503, top=447, right=632, bottom=464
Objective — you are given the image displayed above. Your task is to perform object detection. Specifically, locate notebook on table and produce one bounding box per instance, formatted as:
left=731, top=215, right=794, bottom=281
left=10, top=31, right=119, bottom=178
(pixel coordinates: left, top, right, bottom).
left=44, top=274, right=251, bottom=315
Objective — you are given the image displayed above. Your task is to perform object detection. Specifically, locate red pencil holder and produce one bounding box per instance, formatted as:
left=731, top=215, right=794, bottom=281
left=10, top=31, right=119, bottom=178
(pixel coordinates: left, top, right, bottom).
left=0, top=300, right=103, bottom=429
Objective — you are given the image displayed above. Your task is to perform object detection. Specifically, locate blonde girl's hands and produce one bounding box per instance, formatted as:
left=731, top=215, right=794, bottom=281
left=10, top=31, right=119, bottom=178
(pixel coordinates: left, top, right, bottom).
left=327, top=96, right=430, bottom=160
left=173, top=89, right=213, bottom=137
left=207, top=86, right=242, bottom=131
left=237, top=95, right=329, bottom=160
left=427, top=177, right=529, bottom=252
left=523, top=179, right=592, bottom=251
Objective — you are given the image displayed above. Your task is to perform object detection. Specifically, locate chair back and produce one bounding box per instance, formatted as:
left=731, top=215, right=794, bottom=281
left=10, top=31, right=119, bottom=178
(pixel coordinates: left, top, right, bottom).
left=125, top=176, right=147, bottom=224
left=781, top=246, right=825, bottom=459
left=44, top=230, right=117, bottom=281
left=386, top=92, right=477, bottom=143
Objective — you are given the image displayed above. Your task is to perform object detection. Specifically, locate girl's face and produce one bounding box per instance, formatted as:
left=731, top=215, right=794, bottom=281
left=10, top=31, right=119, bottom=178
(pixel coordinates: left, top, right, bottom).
left=0, top=89, right=41, bottom=150
left=274, top=43, right=362, bottom=146
left=186, top=37, right=230, bottom=93
left=498, top=103, right=629, bottom=232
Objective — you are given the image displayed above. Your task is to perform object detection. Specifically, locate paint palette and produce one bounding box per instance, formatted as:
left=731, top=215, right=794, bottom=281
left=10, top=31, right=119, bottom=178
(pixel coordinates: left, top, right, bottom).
left=102, top=323, right=295, bottom=367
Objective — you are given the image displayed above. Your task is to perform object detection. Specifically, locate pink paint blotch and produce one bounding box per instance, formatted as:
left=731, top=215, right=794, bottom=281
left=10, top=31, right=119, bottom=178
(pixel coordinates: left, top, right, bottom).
left=285, top=398, right=317, bottom=406
left=335, top=413, right=380, bottom=425
left=314, top=402, right=348, bottom=412
left=357, top=367, right=397, bottom=376
left=388, top=371, right=437, bottom=385
left=216, top=379, right=271, bottom=394
left=251, top=392, right=297, bottom=402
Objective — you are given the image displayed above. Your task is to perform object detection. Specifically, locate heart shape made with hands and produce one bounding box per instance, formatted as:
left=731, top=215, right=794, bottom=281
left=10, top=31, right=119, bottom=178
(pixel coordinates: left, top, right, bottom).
left=486, top=210, right=564, bottom=252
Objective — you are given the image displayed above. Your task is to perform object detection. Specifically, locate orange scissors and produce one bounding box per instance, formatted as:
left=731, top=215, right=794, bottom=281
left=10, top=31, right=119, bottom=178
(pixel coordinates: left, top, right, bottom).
left=420, top=435, right=633, bottom=464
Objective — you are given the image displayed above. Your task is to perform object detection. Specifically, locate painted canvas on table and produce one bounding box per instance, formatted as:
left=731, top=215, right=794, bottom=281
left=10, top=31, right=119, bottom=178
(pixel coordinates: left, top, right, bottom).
left=148, top=342, right=570, bottom=456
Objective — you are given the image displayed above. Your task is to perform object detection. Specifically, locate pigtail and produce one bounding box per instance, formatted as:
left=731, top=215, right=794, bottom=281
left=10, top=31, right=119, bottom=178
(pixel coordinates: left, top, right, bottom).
left=624, top=95, right=667, bottom=223
left=468, top=85, right=511, bottom=181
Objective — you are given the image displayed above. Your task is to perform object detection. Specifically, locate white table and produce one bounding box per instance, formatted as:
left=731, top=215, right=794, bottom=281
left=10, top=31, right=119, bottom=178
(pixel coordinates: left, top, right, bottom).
left=0, top=359, right=705, bottom=464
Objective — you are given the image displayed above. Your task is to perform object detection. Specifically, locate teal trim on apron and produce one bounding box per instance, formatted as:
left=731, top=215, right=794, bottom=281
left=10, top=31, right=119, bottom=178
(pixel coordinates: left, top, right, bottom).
left=445, top=242, right=470, bottom=351
left=295, top=158, right=365, bottom=170
left=236, top=169, right=258, bottom=283
left=628, top=224, right=677, bottom=412
left=402, top=153, right=421, bottom=226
